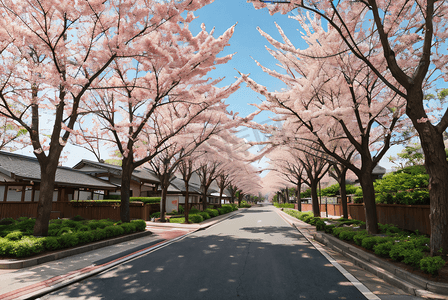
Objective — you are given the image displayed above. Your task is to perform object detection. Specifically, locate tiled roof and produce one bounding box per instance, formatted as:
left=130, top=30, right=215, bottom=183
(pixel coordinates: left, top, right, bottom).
left=73, top=160, right=160, bottom=183
left=0, top=151, right=117, bottom=189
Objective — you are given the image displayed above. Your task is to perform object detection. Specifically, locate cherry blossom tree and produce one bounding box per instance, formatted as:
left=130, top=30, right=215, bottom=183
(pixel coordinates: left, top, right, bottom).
left=81, top=16, right=242, bottom=222
left=0, top=0, right=214, bottom=236
left=250, top=0, right=448, bottom=257
left=240, top=13, right=408, bottom=233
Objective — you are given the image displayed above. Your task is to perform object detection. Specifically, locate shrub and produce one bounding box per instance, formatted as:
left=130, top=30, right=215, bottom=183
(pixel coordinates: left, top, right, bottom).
left=315, top=220, right=326, bottom=231
left=378, top=223, right=400, bottom=235
left=87, top=221, right=103, bottom=230
left=402, top=249, right=424, bottom=268
left=197, top=212, right=211, bottom=220
left=353, top=231, right=368, bottom=246
left=189, top=208, right=200, bottom=214
left=150, top=212, right=161, bottom=219
left=390, top=242, right=415, bottom=261
left=189, top=214, right=204, bottom=223
left=48, top=223, right=62, bottom=236
left=120, top=222, right=137, bottom=234
left=131, top=220, right=147, bottom=231
left=16, top=218, right=35, bottom=234
left=104, top=226, right=117, bottom=238
left=58, top=234, right=79, bottom=248
left=170, top=217, right=186, bottom=223
left=130, top=197, right=161, bottom=204
left=0, top=237, right=13, bottom=255
left=309, top=217, right=321, bottom=226
left=0, top=218, right=14, bottom=226
left=217, top=208, right=225, bottom=215
left=373, top=241, right=394, bottom=257
left=339, top=230, right=358, bottom=241
left=303, top=216, right=313, bottom=224
left=324, top=224, right=336, bottom=234
left=332, top=227, right=352, bottom=238
left=93, top=229, right=107, bottom=241
left=10, top=237, right=45, bottom=257
left=420, top=256, right=446, bottom=275
left=77, top=225, right=90, bottom=232
left=5, top=231, right=23, bottom=241
left=76, top=231, right=94, bottom=244
left=178, top=206, right=185, bottom=214
left=361, top=236, right=381, bottom=250
left=62, top=219, right=79, bottom=229
left=44, top=237, right=62, bottom=251
left=205, top=208, right=219, bottom=218
left=71, top=215, right=84, bottom=221
left=57, top=227, right=74, bottom=236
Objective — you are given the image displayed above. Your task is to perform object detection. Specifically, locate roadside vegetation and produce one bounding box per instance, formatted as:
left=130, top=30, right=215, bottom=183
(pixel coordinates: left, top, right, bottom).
left=284, top=210, right=446, bottom=275
left=70, top=197, right=161, bottom=205
left=151, top=204, right=240, bottom=224
left=0, top=217, right=147, bottom=258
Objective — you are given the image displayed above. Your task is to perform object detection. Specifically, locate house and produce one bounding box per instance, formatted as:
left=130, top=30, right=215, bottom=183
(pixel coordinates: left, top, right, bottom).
left=73, top=160, right=160, bottom=198
left=164, top=177, right=202, bottom=213
left=0, top=151, right=117, bottom=202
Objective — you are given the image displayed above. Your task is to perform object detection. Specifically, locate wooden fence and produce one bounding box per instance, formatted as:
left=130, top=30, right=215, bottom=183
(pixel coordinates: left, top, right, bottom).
left=348, top=203, right=431, bottom=235
left=296, top=202, right=430, bottom=235
left=0, top=201, right=160, bottom=221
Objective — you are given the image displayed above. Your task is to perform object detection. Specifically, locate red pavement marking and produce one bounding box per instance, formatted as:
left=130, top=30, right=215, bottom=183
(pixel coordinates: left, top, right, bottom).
left=0, top=229, right=193, bottom=300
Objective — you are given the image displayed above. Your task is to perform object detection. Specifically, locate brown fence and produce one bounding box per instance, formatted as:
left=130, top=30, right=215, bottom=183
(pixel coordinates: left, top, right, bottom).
left=299, top=203, right=342, bottom=216
left=297, top=202, right=430, bottom=235
left=348, top=203, right=431, bottom=235
left=0, top=202, right=160, bottom=221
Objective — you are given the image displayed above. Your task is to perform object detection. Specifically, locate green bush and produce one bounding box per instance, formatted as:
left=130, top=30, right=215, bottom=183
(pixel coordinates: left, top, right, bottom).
left=189, top=214, right=204, bottom=223
left=62, top=219, right=79, bottom=229
left=130, top=197, right=161, bottom=204
left=390, top=242, right=415, bottom=261
left=58, top=234, right=79, bottom=248
left=352, top=233, right=368, bottom=247
left=5, top=231, right=23, bottom=241
left=104, top=226, right=117, bottom=238
left=16, top=218, right=35, bottom=234
left=93, top=229, right=107, bottom=241
left=76, top=231, right=94, bottom=244
left=131, top=220, right=147, bottom=231
left=44, top=236, right=62, bottom=251
left=57, top=227, right=74, bottom=236
left=332, top=227, right=353, bottom=238
left=373, top=241, right=394, bottom=257
left=303, top=215, right=313, bottom=224
left=71, top=215, right=84, bottom=221
left=420, top=256, right=446, bottom=275
left=238, top=200, right=251, bottom=208
left=189, top=208, right=200, bottom=214
left=10, top=237, right=45, bottom=257
left=77, top=225, right=90, bottom=232
left=339, top=230, right=358, bottom=241
left=170, top=217, right=186, bottom=223
left=315, top=220, right=326, bottom=231
left=273, top=202, right=295, bottom=209
left=0, top=218, right=14, bottom=225
left=48, top=223, right=62, bottom=236
left=361, top=236, right=380, bottom=250
left=402, top=249, right=424, bottom=268
left=205, top=208, right=219, bottom=218
left=150, top=212, right=161, bottom=219
left=378, top=223, right=400, bottom=235
left=197, top=212, right=211, bottom=220
left=0, top=237, right=13, bottom=255
left=324, top=224, right=336, bottom=234
left=178, top=206, right=185, bottom=214
left=120, top=222, right=137, bottom=234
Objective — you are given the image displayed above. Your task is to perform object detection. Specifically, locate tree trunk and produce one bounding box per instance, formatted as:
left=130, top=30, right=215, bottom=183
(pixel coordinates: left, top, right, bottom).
left=359, top=172, right=378, bottom=234
left=296, top=181, right=302, bottom=212
left=33, top=162, right=58, bottom=236
left=160, top=183, right=168, bottom=222
left=120, top=156, right=133, bottom=223
left=339, top=169, right=348, bottom=219
left=201, top=187, right=208, bottom=211
left=238, top=192, right=243, bottom=206
left=284, top=187, right=289, bottom=204
left=184, top=186, right=190, bottom=224
left=310, top=181, right=320, bottom=217
left=406, top=87, right=448, bottom=255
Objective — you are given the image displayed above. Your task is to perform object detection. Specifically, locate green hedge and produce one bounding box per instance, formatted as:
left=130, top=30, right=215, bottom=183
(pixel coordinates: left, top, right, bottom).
left=284, top=210, right=445, bottom=275
left=273, top=202, right=295, bottom=209
left=0, top=217, right=147, bottom=258
left=70, top=197, right=161, bottom=204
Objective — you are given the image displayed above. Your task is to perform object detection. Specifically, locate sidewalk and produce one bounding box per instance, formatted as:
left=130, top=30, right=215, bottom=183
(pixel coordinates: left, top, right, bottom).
left=0, top=209, right=242, bottom=300
left=275, top=208, right=448, bottom=300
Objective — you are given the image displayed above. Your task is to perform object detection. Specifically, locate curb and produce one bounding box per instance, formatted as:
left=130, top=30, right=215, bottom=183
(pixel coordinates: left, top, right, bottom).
left=0, top=230, right=153, bottom=270
left=275, top=208, right=448, bottom=300
left=3, top=207, right=247, bottom=299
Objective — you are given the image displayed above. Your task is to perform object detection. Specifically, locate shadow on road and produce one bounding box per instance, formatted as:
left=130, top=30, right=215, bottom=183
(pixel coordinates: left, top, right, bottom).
left=46, top=231, right=364, bottom=300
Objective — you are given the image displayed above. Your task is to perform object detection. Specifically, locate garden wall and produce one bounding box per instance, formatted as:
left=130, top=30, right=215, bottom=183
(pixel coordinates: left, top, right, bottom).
left=296, top=202, right=430, bottom=235
left=348, top=203, right=430, bottom=235
left=0, top=201, right=160, bottom=221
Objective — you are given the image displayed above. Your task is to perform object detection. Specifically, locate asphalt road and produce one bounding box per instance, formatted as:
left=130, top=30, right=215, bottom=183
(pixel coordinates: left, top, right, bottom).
left=41, top=205, right=370, bottom=300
